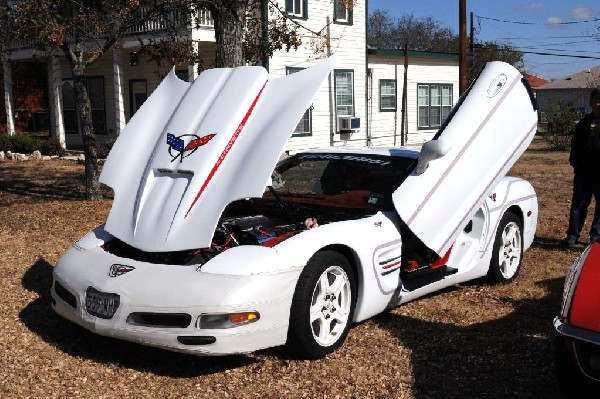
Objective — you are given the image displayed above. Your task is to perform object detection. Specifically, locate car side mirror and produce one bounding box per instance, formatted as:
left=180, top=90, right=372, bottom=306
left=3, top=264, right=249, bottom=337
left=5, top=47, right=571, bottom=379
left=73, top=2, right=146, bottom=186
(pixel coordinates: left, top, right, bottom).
left=415, top=139, right=451, bottom=175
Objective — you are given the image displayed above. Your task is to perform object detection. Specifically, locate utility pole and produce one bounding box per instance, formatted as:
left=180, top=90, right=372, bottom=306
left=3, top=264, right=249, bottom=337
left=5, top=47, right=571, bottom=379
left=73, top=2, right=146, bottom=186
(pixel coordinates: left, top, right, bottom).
left=469, top=11, right=474, bottom=80
left=459, top=0, right=468, bottom=94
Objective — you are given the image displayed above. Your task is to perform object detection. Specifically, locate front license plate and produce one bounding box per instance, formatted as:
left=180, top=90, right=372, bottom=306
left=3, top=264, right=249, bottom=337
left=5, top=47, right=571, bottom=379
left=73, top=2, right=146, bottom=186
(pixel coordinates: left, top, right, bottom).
left=85, top=286, right=120, bottom=319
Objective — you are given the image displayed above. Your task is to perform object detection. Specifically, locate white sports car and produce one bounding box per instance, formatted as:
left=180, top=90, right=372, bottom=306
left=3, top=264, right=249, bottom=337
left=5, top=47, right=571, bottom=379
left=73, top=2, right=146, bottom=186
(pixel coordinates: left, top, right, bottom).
left=52, top=57, right=539, bottom=359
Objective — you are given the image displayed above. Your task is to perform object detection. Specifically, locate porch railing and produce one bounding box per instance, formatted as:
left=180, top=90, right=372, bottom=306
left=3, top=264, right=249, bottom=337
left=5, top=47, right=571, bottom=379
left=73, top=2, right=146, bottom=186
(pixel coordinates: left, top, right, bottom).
left=125, top=6, right=214, bottom=34
left=4, top=7, right=214, bottom=51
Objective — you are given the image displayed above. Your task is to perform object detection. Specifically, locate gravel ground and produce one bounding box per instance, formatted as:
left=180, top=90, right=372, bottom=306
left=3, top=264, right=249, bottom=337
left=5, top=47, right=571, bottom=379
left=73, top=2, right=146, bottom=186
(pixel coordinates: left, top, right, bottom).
left=0, top=139, right=582, bottom=398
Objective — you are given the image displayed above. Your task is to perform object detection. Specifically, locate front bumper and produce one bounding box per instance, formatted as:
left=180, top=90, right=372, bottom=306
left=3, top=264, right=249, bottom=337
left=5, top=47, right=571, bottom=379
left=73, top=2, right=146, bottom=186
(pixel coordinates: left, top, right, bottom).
left=51, top=246, right=302, bottom=356
left=554, top=316, right=600, bottom=382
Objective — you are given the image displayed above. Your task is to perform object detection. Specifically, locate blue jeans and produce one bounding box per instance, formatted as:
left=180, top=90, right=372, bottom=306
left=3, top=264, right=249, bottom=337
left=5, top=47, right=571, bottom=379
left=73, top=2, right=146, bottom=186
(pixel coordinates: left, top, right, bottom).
left=566, top=172, right=600, bottom=242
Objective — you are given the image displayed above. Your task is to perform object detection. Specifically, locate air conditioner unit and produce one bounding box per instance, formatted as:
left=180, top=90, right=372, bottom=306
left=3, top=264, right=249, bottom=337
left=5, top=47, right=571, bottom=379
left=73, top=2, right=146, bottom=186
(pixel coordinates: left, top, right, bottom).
left=337, top=116, right=360, bottom=132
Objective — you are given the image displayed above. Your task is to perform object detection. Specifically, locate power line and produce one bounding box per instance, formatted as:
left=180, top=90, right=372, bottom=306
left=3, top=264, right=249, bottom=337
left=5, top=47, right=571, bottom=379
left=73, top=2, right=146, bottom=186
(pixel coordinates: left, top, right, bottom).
left=473, top=14, right=600, bottom=62
left=520, top=50, right=600, bottom=60
left=475, top=14, right=599, bottom=25
left=495, top=35, right=595, bottom=40
left=516, top=45, right=600, bottom=54
left=477, top=46, right=600, bottom=60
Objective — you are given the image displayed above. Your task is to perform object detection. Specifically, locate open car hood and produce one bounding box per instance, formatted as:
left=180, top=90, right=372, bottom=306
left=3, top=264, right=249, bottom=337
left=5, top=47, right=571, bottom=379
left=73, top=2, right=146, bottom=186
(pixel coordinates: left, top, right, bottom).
left=100, top=57, right=335, bottom=252
left=393, top=61, right=538, bottom=257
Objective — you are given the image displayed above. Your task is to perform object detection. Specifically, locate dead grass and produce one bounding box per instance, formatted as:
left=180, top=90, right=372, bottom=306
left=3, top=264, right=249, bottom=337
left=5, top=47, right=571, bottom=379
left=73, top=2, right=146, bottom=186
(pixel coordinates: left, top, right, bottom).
left=0, top=139, right=584, bottom=398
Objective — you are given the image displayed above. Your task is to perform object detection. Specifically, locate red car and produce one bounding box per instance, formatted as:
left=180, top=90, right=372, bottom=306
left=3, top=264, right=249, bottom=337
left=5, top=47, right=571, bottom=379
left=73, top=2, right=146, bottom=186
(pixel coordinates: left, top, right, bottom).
left=554, top=238, right=600, bottom=393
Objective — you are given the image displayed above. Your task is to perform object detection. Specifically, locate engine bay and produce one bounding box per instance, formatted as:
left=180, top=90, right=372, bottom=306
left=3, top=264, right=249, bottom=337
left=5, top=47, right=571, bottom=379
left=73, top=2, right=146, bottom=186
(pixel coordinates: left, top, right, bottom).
left=102, top=198, right=372, bottom=266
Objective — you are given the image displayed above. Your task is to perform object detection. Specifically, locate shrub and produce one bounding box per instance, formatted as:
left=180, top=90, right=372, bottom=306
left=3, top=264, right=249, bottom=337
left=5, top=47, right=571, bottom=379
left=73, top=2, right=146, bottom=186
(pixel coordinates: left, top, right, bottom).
left=539, top=104, right=580, bottom=150
left=98, top=137, right=117, bottom=159
left=0, top=134, right=13, bottom=152
left=40, top=137, right=67, bottom=156
left=0, top=133, right=66, bottom=156
left=8, top=133, right=40, bottom=153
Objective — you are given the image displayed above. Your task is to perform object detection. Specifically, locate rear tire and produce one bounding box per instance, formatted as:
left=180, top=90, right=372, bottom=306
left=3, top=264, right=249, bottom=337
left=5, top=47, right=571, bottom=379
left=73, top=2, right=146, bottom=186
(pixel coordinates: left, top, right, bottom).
left=487, top=212, right=522, bottom=284
left=287, top=251, right=356, bottom=359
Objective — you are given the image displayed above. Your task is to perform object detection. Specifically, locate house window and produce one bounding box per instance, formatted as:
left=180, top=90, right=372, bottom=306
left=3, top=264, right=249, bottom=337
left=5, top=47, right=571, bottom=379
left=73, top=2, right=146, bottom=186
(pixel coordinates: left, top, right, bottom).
left=335, top=69, right=354, bottom=116
left=379, top=79, right=396, bottom=112
left=286, top=67, right=312, bottom=136
left=285, top=0, right=307, bottom=19
left=129, top=80, right=147, bottom=116
left=61, top=76, right=106, bottom=135
left=61, top=80, right=77, bottom=135
left=87, top=76, right=107, bottom=134
left=333, top=0, right=352, bottom=25
left=417, top=83, right=453, bottom=129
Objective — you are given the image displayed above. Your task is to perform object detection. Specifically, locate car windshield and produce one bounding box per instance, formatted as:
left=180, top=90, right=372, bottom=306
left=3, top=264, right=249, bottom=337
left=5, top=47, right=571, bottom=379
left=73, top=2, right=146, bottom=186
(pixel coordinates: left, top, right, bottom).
left=264, top=152, right=416, bottom=211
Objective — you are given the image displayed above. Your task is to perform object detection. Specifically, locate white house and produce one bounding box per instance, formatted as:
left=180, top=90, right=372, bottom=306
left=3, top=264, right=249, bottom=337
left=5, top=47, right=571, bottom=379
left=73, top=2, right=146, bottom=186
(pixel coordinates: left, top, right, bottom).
left=367, top=48, right=459, bottom=147
left=1, top=0, right=460, bottom=153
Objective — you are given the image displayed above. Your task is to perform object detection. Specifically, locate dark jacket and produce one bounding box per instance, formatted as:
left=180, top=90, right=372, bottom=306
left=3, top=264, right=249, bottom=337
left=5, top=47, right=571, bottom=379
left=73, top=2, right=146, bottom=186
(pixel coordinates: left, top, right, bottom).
left=569, top=113, right=600, bottom=174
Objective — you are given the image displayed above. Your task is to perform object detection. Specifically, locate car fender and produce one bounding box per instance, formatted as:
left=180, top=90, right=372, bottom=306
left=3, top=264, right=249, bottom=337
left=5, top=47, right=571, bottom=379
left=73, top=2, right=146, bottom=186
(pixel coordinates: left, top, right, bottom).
left=72, top=224, right=113, bottom=250
left=273, top=212, right=404, bottom=321
left=485, top=177, right=538, bottom=253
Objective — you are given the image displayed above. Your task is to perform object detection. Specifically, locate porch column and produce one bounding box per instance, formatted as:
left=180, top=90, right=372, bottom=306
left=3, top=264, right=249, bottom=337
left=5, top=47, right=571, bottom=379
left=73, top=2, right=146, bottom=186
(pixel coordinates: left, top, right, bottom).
left=49, top=56, right=66, bottom=148
left=188, top=64, right=197, bottom=82
left=2, top=60, right=16, bottom=136
left=112, top=45, right=126, bottom=135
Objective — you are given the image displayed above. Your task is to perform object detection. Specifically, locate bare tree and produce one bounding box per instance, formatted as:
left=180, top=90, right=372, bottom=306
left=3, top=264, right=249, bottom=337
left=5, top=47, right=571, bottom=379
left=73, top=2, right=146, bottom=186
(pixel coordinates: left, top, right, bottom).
left=368, top=10, right=458, bottom=52
left=367, top=9, right=524, bottom=82
left=471, top=41, right=524, bottom=77
left=0, top=0, right=317, bottom=199
left=1, top=0, right=193, bottom=199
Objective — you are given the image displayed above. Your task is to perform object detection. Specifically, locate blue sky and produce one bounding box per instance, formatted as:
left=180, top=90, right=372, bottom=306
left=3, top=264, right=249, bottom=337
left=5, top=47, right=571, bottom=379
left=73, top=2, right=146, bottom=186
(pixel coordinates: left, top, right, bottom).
left=367, top=0, right=600, bottom=80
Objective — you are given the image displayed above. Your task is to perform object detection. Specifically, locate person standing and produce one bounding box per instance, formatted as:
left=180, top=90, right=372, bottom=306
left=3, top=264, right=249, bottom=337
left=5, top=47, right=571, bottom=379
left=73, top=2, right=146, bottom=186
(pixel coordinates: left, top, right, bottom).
left=564, top=89, right=600, bottom=248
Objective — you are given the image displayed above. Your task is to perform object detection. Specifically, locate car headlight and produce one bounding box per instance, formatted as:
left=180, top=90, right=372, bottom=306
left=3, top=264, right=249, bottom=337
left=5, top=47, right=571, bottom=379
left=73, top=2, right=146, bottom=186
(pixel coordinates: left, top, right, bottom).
left=198, top=311, right=260, bottom=329
left=560, top=243, right=600, bottom=329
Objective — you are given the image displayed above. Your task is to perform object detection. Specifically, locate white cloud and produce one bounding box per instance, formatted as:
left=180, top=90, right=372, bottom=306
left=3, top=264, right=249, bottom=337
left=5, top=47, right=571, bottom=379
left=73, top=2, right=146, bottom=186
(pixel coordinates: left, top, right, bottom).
left=547, top=16, right=563, bottom=25
left=570, top=7, right=593, bottom=20
left=518, top=3, right=544, bottom=11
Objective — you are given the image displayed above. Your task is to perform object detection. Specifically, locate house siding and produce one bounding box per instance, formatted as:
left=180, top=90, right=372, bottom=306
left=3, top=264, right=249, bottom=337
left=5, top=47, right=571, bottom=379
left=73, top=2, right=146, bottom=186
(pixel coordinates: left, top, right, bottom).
left=368, top=54, right=459, bottom=146
left=535, top=65, right=600, bottom=118
left=269, top=0, right=367, bottom=154
left=536, top=88, right=597, bottom=117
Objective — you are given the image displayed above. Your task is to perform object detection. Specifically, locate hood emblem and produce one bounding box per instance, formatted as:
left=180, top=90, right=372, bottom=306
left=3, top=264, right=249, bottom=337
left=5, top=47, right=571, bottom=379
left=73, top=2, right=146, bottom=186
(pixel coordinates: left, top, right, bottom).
left=167, top=133, right=216, bottom=162
left=109, top=264, right=136, bottom=277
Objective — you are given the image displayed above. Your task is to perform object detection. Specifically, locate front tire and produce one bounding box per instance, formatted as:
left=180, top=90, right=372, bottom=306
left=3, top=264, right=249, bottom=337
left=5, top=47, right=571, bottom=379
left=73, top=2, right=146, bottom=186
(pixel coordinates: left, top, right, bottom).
left=487, top=212, right=523, bottom=283
left=287, top=251, right=356, bottom=359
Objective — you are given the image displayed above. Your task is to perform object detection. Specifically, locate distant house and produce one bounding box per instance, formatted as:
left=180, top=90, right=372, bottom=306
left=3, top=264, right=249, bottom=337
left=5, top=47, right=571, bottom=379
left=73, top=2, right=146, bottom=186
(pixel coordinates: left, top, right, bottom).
left=367, top=49, right=459, bottom=147
left=1, top=1, right=460, bottom=153
left=536, top=65, right=600, bottom=118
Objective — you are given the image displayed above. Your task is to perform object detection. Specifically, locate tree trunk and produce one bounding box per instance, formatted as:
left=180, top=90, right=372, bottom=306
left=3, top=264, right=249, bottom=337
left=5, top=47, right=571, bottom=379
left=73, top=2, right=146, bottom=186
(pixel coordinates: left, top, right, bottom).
left=73, top=72, right=101, bottom=200
left=211, top=0, right=249, bottom=67
left=65, top=40, right=102, bottom=200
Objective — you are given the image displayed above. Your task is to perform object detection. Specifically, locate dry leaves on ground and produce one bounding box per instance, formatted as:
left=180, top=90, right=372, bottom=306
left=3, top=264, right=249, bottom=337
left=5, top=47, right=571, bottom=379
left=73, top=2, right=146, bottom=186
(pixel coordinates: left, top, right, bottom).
left=0, top=139, right=584, bottom=398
